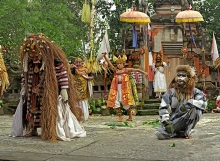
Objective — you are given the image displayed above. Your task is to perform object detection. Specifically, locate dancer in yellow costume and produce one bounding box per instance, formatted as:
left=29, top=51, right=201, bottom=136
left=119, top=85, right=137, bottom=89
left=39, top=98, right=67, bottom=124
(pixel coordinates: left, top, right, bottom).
left=103, top=52, right=148, bottom=122
left=71, top=57, right=93, bottom=121
left=0, top=45, right=9, bottom=97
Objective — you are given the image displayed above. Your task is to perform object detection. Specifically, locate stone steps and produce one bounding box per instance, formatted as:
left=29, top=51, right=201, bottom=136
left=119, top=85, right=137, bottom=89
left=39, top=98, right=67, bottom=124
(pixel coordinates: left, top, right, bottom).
left=136, top=99, right=161, bottom=115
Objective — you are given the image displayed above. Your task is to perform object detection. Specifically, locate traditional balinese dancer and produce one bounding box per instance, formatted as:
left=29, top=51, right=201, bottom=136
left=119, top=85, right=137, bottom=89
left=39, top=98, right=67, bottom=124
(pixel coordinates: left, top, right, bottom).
left=103, top=52, right=148, bottom=122
left=70, top=57, right=93, bottom=121
left=212, top=95, right=220, bottom=113
left=155, top=65, right=206, bottom=139
left=0, top=45, right=10, bottom=97
left=9, top=33, right=86, bottom=141
left=152, top=52, right=170, bottom=98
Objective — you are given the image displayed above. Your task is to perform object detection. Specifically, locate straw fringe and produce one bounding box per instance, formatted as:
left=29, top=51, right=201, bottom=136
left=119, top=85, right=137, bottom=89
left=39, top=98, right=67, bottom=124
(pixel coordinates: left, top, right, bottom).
left=20, top=33, right=82, bottom=142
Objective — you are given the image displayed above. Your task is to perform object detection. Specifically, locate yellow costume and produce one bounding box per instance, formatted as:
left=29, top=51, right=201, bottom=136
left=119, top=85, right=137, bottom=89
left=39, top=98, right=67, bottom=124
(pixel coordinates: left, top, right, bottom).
left=71, top=57, right=93, bottom=121
left=0, top=46, right=9, bottom=97
left=74, top=67, right=91, bottom=100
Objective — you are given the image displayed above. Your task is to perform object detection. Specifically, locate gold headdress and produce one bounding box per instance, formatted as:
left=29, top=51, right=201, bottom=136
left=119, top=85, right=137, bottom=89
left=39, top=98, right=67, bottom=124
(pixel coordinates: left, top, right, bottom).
left=74, top=56, right=84, bottom=62
left=113, top=54, right=127, bottom=63
left=156, top=52, right=162, bottom=58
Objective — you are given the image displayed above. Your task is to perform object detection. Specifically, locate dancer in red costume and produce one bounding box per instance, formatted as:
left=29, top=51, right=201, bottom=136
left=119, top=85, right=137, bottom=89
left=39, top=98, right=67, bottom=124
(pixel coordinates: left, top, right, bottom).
left=103, top=52, right=148, bottom=122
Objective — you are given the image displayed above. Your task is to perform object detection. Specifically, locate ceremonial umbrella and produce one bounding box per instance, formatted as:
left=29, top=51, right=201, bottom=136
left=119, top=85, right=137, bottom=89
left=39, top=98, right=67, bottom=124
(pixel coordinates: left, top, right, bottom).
left=120, top=5, right=151, bottom=48
left=175, top=9, right=204, bottom=23
left=175, top=8, right=204, bottom=50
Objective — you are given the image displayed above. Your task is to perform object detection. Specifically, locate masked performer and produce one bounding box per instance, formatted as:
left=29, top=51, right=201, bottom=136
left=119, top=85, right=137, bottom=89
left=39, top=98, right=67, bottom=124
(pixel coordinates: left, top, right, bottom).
left=70, top=57, right=93, bottom=121
left=0, top=45, right=9, bottom=97
left=155, top=65, right=206, bottom=139
left=211, top=95, right=220, bottom=113
left=10, top=33, right=86, bottom=141
left=103, top=52, right=148, bottom=122
left=153, top=52, right=170, bottom=98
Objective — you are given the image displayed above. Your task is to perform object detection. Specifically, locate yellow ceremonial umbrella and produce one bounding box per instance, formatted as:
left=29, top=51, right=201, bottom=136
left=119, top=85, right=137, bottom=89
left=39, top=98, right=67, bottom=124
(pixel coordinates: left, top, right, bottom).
left=120, top=9, right=151, bottom=25
left=175, top=9, right=204, bottom=23
left=175, top=7, right=204, bottom=52
left=120, top=5, right=150, bottom=48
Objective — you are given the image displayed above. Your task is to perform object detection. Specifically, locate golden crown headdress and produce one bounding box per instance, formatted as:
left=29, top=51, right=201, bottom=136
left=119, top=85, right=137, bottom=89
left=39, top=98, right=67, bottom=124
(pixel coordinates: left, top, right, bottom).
left=74, top=56, right=83, bottom=62
left=113, top=54, right=127, bottom=63
left=113, top=50, right=127, bottom=63
left=156, top=52, right=162, bottom=58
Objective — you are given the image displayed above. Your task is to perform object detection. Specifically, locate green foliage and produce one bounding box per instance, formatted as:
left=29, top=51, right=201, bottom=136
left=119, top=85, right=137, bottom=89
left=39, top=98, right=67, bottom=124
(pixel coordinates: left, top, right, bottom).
left=143, top=118, right=161, bottom=128
left=0, top=0, right=156, bottom=67
left=95, top=0, right=150, bottom=51
left=206, top=99, right=215, bottom=113
left=196, top=0, right=220, bottom=55
left=88, top=98, right=108, bottom=114
left=104, top=121, right=134, bottom=128
left=0, top=99, right=4, bottom=107
left=169, top=143, right=176, bottom=147
left=0, top=0, right=89, bottom=64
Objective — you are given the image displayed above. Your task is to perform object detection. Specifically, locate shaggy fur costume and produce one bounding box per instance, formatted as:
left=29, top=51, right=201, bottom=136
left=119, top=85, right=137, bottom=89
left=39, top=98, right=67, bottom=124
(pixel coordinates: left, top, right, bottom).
left=20, top=33, right=82, bottom=141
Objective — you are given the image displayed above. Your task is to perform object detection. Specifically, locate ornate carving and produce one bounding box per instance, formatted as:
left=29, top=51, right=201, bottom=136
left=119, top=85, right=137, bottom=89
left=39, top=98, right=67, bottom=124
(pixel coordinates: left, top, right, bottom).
left=181, top=0, right=193, bottom=10
left=153, top=0, right=182, bottom=7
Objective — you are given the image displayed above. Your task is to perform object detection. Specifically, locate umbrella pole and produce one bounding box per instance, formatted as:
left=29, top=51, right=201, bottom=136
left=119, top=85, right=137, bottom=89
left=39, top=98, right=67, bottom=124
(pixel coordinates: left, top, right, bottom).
left=188, top=24, right=197, bottom=49
left=132, top=24, right=138, bottom=48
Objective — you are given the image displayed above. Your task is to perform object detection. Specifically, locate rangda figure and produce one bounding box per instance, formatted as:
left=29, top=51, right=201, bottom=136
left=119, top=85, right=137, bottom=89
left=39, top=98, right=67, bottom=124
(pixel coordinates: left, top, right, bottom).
left=155, top=65, right=206, bottom=139
left=10, top=33, right=86, bottom=141
left=103, top=52, right=148, bottom=122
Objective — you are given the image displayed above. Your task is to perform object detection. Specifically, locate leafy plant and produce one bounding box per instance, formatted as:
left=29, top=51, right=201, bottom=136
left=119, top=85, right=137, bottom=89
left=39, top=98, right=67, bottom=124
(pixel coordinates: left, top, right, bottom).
left=104, top=121, right=134, bottom=128
left=88, top=98, right=108, bottom=114
left=143, top=119, right=161, bottom=128
left=0, top=99, right=3, bottom=108
left=206, top=99, right=215, bottom=113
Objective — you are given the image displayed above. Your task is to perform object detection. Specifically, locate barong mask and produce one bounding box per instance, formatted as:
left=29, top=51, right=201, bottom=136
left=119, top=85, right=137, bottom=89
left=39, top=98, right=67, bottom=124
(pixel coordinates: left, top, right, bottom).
left=173, top=65, right=197, bottom=100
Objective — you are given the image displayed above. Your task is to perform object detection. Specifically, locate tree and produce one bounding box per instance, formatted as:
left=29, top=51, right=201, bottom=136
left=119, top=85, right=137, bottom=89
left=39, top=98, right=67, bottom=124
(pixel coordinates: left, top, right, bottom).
left=95, top=0, right=147, bottom=53
left=196, top=0, right=220, bottom=47
left=0, top=0, right=88, bottom=64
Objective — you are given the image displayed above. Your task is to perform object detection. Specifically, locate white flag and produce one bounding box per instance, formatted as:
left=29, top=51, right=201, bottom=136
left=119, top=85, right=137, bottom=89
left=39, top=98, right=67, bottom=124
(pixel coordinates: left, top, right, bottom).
left=211, top=32, right=219, bottom=65
left=96, top=31, right=110, bottom=66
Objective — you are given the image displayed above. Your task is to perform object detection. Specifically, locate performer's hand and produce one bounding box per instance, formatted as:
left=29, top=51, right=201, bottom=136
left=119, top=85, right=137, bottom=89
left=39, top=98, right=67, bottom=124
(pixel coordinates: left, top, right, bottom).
left=180, top=104, right=187, bottom=112
left=60, top=89, right=68, bottom=103
left=145, top=73, right=148, bottom=79
left=162, top=120, right=174, bottom=133
left=70, top=64, right=76, bottom=69
left=180, top=102, right=191, bottom=112
left=87, top=76, right=94, bottom=80
left=165, top=124, right=174, bottom=133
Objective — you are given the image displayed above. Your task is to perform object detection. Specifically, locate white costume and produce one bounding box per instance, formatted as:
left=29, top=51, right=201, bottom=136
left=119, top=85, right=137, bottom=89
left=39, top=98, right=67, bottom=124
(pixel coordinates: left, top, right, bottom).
left=153, top=62, right=169, bottom=98
left=9, top=94, right=86, bottom=141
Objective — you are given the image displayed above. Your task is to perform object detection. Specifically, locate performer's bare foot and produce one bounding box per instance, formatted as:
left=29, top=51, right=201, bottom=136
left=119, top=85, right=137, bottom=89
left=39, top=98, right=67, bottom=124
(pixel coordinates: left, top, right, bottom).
left=116, top=117, right=124, bottom=122
left=24, top=129, right=38, bottom=137
left=185, top=135, right=192, bottom=139
left=126, top=118, right=132, bottom=121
